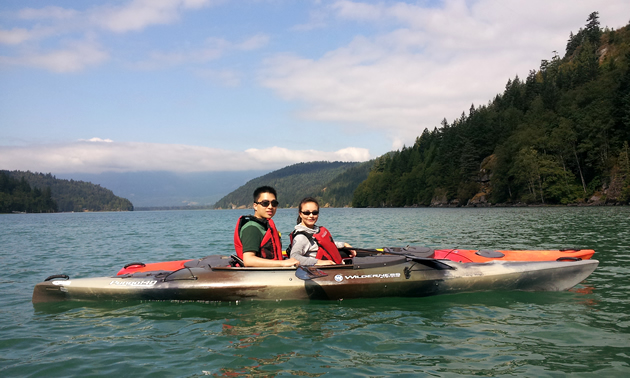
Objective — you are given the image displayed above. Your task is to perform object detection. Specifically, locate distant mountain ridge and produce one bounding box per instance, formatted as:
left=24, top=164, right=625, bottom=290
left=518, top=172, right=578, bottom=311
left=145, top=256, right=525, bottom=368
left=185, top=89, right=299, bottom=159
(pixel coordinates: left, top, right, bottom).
left=213, top=161, right=374, bottom=209
left=55, top=170, right=267, bottom=208
left=4, top=170, right=133, bottom=212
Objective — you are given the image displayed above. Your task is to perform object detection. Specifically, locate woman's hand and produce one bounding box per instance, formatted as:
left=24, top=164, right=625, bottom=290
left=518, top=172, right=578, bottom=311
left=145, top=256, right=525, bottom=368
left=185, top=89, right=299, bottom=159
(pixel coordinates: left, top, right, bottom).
left=315, top=259, right=336, bottom=266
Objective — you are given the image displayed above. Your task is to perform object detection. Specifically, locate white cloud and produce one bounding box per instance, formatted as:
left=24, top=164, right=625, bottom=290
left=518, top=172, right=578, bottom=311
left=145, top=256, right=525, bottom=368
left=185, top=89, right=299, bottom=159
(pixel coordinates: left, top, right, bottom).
left=94, top=0, right=216, bottom=33
left=263, top=0, right=630, bottom=149
left=195, top=68, right=242, bottom=87
left=0, top=39, right=109, bottom=72
left=0, top=0, right=222, bottom=71
left=292, top=9, right=329, bottom=31
left=331, top=0, right=385, bottom=21
left=245, top=146, right=370, bottom=165
left=236, top=34, right=270, bottom=51
left=131, top=34, right=268, bottom=70
left=81, top=138, right=114, bottom=143
left=0, top=28, right=35, bottom=45
left=133, top=47, right=223, bottom=69
left=4, top=1, right=218, bottom=41
left=18, top=6, right=79, bottom=20
left=0, top=141, right=371, bottom=174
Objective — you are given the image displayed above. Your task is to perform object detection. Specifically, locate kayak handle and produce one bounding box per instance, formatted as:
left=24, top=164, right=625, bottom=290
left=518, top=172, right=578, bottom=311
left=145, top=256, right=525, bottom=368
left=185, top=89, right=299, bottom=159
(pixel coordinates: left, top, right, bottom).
left=556, top=256, right=582, bottom=261
left=45, top=274, right=69, bottom=281
left=123, top=262, right=146, bottom=269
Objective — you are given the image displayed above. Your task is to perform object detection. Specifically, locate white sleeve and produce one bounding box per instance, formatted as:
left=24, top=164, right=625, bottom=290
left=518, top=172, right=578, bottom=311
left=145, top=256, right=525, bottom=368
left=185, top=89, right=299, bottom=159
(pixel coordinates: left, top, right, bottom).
left=290, top=234, right=319, bottom=265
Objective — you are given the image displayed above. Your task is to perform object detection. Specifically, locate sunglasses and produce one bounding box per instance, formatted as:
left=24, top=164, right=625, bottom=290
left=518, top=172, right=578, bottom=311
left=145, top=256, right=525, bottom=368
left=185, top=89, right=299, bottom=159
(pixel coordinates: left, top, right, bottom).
left=255, top=200, right=279, bottom=207
left=300, top=210, right=319, bottom=216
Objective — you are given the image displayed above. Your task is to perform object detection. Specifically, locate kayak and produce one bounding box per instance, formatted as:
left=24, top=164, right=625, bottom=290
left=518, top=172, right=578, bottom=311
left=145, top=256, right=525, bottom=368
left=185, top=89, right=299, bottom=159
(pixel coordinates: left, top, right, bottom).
left=114, top=246, right=595, bottom=275
left=32, top=251, right=598, bottom=304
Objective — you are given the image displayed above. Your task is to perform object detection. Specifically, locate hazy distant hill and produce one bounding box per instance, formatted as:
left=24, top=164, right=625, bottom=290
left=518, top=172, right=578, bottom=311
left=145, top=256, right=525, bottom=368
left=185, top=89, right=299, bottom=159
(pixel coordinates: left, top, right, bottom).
left=213, top=161, right=373, bottom=209
left=55, top=170, right=267, bottom=208
left=5, top=170, right=133, bottom=212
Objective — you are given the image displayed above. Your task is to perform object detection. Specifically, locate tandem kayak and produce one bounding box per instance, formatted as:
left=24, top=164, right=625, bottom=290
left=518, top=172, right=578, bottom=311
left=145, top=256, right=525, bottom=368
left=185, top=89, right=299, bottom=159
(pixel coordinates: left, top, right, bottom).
left=114, top=246, right=595, bottom=275
left=32, top=250, right=598, bottom=304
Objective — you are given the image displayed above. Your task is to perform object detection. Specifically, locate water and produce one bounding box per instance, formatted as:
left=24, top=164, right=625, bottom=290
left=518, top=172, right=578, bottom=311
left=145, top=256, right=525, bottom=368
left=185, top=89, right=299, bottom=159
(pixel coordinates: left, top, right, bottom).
left=1, top=207, right=629, bottom=377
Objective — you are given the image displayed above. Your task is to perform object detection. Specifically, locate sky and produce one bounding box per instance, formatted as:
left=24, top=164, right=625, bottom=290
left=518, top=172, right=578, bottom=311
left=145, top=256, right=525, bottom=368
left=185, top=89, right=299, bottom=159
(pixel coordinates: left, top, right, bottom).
left=1, top=0, right=630, bottom=175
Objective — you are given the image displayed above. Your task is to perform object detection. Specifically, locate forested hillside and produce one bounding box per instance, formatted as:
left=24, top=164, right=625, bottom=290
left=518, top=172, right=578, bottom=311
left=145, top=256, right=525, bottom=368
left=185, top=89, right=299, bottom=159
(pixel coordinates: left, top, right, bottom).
left=318, top=160, right=375, bottom=207
left=0, top=171, right=57, bottom=213
left=354, top=12, right=630, bottom=207
left=4, top=170, right=134, bottom=212
left=213, top=161, right=371, bottom=208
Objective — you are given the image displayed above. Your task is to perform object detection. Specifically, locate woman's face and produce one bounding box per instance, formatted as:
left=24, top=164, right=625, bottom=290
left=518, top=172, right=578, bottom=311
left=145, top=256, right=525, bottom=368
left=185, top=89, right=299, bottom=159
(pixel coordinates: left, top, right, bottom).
left=299, top=201, right=319, bottom=228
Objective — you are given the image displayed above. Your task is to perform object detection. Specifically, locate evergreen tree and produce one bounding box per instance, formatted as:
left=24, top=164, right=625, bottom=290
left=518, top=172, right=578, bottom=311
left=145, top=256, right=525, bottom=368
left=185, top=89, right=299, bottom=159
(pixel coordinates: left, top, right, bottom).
left=585, top=11, right=602, bottom=45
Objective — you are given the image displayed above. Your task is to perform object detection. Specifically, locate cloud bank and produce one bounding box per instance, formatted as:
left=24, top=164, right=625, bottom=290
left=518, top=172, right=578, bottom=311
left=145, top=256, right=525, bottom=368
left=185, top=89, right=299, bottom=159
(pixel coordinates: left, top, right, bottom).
left=0, top=0, right=227, bottom=72
left=0, top=140, right=371, bottom=174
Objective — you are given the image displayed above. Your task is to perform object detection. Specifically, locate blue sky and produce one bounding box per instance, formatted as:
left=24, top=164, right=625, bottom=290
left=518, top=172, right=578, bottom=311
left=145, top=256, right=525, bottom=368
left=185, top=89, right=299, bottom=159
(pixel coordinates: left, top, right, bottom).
left=2, top=0, right=629, bottom=174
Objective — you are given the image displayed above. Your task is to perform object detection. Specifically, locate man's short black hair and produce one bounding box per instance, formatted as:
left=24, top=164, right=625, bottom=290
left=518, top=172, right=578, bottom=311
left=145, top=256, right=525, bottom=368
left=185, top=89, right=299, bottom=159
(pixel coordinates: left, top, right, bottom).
left=253, top=186, right=277, bottom=202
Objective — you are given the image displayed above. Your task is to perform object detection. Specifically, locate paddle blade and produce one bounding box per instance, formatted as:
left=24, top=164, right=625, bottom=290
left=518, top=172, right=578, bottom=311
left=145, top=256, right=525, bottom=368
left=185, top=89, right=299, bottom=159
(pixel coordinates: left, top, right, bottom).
left=295, top=266, right=328, bottom=280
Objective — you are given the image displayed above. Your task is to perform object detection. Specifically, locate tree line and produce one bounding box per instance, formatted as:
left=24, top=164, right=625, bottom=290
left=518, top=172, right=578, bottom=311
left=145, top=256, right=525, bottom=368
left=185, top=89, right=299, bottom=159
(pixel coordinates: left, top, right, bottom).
left=0, top=171, right=58, bottom=213
left=2, top=170, right=134, bottom=212
left=353, top=12, right=630, bottom=207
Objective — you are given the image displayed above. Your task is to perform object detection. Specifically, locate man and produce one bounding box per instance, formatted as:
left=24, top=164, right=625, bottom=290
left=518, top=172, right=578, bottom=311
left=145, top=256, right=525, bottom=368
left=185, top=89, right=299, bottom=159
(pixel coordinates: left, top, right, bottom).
left=234, top=186, right=300, bottom=267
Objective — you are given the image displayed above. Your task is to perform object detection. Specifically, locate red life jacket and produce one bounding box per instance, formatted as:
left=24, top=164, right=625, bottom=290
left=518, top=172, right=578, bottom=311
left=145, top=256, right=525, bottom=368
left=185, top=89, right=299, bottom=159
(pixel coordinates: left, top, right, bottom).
left=288, top=226, right=343, bottom=264
left=234, top=215, right=283, bottom=261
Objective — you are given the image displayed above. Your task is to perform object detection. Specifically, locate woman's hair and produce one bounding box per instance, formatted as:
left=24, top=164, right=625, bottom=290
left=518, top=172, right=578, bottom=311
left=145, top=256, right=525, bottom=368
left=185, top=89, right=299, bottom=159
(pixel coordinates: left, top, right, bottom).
left=297, top=197, right=319, bottom=224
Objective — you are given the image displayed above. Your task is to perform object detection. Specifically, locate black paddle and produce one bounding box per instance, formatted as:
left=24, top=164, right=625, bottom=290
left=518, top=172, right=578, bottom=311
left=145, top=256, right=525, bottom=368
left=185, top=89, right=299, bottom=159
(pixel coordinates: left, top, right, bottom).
left=340, top=247, right=455, bottom=270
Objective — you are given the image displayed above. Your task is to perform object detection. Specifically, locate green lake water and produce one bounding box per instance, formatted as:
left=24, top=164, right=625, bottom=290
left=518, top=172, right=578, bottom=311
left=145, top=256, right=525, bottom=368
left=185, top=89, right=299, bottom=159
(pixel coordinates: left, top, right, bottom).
left=1, top=207, right=629, bottom=377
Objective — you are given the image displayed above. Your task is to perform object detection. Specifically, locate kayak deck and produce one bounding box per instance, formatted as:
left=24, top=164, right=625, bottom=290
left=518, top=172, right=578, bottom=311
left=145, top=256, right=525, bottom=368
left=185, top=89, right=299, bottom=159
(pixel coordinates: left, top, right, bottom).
left=432, top=248, right=594, bottom=263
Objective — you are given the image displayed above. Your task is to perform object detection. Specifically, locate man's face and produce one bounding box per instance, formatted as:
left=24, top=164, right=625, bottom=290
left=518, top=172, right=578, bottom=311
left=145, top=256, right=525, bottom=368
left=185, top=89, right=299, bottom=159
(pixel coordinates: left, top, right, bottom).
left=253, top=192, right=277, bottom=219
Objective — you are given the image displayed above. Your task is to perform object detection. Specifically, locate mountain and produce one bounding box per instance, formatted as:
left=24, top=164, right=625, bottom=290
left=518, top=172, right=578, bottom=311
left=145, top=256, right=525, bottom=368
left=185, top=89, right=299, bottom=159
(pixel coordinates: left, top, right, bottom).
left=4, top=170, right=133, bottom=212
left=213, top=161, right=372, bottom=209
left=54, top=170, right=267, bottom=208
left=353, top=13, right=630, bottom=207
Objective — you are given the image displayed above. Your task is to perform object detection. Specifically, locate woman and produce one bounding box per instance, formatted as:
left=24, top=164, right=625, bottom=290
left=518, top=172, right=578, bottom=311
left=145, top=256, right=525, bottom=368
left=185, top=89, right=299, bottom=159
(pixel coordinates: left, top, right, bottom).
left=288, top=197, right=356, bottom=266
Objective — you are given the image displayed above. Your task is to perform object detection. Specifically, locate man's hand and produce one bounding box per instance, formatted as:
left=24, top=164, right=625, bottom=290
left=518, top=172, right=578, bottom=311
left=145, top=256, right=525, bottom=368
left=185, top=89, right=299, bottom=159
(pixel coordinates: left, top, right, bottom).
left=243, top=252, right=300, bottom=267
left=343, top=243, right=356, bottom=257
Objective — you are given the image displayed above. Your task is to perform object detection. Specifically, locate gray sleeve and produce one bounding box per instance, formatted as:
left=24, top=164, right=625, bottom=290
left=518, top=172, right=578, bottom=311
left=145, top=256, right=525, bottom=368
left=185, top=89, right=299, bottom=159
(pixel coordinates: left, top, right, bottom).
left=290, top=234, right=319, bottom=265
